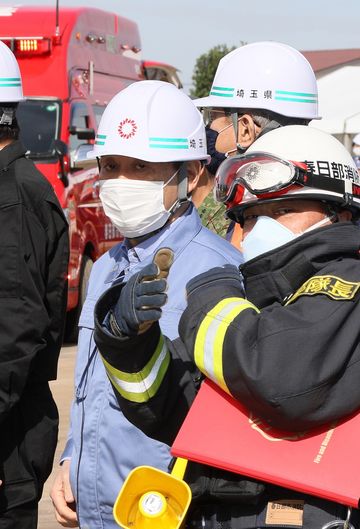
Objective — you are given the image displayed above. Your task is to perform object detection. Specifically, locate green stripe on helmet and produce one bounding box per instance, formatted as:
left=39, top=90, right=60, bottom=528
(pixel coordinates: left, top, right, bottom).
left=211, top=86, right=234, bottom=92
left=275, top=90, right=318, bottom=98
left=275, top=96, right=318, bottom=104
left=210, top=91, right=234, bottom=98
left=149, top=137, right=189, bottom=149
left=149, top=144, right=188, bottom=149
left=149, top=137, right=188, bottom=143
left=210, top=86, right=235, bottom=98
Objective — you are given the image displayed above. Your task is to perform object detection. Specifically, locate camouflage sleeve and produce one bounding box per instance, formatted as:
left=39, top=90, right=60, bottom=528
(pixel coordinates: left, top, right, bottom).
left=197, top=193, right=230, bottom=238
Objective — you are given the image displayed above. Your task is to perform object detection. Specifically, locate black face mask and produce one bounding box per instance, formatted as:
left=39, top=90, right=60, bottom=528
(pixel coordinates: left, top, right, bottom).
left=205, top=126, right=227, bottom=175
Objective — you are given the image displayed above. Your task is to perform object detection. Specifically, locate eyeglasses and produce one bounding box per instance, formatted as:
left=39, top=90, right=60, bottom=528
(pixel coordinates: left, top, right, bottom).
left=202, top=108, right=232, bottom=127
left=215, top=152, right=311, bottom=203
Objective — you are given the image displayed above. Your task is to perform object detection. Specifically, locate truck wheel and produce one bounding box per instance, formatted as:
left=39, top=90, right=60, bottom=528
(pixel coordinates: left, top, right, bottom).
left=64, top=255, right=93, bottom=343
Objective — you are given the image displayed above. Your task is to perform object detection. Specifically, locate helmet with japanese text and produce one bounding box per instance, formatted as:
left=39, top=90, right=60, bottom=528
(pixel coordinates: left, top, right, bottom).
left=0, top=40, right=24, bottom=103
left=88, top=80, right=210, bottom=163
left=194, top=42, right=319, bottom=120
left=215, top=125, right=360, bottom=222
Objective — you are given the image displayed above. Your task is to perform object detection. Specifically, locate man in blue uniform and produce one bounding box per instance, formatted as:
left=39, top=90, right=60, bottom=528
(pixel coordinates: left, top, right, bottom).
left=50, top=81, right=242, bottom=528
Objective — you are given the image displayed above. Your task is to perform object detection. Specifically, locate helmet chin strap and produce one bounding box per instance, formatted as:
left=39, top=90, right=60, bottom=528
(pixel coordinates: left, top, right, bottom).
left=255, top=120, right=282, bottom=139
left=168, top=161, right=189, bottom=216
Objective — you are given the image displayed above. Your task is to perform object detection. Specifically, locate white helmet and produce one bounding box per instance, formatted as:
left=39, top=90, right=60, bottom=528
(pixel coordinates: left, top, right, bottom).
left=353, top=133, right=360, bottom=145
left=215, top=125, right=360, bottom=221
left=0, top=41, right=24, bottom=102
left=194, top=42, right=319, bottom=120
left=89, top=80, right=210, bottom=163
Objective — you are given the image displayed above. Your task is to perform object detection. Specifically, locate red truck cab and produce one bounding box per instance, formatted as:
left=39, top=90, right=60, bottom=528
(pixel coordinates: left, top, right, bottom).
left=0, top=5, right=145, bottom=338
left=0, top=5, right=182, bottom=340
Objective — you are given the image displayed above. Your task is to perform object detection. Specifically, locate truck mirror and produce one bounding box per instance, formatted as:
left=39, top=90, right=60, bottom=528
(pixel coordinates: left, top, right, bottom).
left=71, top=144, right=97, bottom=170
left=69, top=126, right=96, bottom=140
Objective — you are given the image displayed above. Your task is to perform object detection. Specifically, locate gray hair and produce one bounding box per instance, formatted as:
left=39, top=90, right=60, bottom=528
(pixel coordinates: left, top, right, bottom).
left=248, top=109, right=310, bottom=129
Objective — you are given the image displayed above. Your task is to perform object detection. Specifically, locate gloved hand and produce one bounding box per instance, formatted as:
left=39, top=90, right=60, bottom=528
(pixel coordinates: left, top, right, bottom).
left=186, top=264, right=244, bottom=300
left=111, top=248, right=174, bottom=337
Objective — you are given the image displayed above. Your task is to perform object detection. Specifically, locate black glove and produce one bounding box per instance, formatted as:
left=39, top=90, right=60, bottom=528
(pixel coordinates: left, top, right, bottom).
left=111, top=262, right=168, bottom=336
left=186, top=264, right=244, bottom=300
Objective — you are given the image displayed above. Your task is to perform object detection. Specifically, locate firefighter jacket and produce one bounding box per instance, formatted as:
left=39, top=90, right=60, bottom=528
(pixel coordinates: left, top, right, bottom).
left=0, top=141, right=69, bottom=512
left=94, top=222, right=360, bottom=529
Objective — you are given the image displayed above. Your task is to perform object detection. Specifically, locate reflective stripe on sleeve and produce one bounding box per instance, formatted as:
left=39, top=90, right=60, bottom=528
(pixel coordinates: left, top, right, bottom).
left=101, top=335, right=170, bottom=403
left=194, top=297, right=259, bottom=393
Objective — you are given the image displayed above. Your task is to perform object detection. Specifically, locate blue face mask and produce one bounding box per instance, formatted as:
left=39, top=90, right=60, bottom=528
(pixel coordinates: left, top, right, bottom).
left=242, top=214, right=332, bottom=262
left=242, top=216, right=297, bottom=262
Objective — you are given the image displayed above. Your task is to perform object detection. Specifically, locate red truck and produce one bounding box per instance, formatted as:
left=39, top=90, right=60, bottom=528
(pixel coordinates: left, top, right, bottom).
left=0, top=5, right=180, bottom=339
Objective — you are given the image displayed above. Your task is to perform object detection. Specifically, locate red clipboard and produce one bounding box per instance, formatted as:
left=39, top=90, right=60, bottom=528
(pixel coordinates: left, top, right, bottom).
left=171, top=379, right=360, bottom=508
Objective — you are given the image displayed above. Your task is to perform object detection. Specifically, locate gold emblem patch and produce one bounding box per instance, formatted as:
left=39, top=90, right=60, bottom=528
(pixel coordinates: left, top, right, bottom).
left=285, top=275, right=360, bottom=305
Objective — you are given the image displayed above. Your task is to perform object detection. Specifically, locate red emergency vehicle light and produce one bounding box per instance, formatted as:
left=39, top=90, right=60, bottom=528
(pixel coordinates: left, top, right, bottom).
left=0, top=37, right=52, bottom=56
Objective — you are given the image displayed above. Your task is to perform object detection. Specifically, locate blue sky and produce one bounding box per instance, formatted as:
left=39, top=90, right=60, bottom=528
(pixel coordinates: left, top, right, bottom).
left=19, top=0, right=360, bottom=92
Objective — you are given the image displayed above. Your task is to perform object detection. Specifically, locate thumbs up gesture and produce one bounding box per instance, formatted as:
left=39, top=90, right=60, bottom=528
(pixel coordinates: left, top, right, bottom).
left=110, top=248, right=174, bottom=336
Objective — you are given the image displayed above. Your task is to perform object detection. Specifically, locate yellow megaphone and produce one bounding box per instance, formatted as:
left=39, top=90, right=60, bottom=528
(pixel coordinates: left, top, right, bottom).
left=113, top=458, right=191, bottom=529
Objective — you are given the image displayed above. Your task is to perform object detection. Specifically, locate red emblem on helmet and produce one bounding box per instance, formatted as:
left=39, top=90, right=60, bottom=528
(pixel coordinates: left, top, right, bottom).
left=118, top=118, right=137, bottom=139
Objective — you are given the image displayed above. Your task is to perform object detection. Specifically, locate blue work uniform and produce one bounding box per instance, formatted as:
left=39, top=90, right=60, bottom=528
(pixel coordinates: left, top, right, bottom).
left=62, top=204, right=243, bottom=529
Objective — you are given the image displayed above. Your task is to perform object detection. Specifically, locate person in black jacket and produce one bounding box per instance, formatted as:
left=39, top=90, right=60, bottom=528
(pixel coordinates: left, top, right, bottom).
left=0, top=42, right=69, bottom=528
left=94, top=125, right=360, bottom=529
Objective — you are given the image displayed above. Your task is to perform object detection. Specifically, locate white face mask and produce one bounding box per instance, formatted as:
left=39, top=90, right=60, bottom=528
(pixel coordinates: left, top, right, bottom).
left=99, top=168, right=180, bottom=238
left=242, top=214, right=332, bottom=262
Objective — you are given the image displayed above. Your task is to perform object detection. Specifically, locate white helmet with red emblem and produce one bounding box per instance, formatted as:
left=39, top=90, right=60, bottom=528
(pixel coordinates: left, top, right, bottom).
left=88, top=80, right=209, bottom=163
left=215, top=125, right=360, bottom=222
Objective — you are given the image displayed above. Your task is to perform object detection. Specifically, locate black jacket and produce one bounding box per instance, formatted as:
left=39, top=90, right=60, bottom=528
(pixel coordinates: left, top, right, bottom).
left=0, top=141, right=69, bottom=512
left=95, top=222, right=360, bottom=528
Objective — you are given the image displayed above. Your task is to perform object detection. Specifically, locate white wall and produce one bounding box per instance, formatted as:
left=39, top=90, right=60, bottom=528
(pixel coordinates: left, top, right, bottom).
left=309, top=61, right=360, bottom=149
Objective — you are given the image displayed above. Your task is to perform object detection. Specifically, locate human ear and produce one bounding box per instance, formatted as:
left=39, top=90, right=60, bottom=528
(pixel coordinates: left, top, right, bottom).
left=237, top=114, right=260, bottom=148
left=186, top=160, right=204, bottom=194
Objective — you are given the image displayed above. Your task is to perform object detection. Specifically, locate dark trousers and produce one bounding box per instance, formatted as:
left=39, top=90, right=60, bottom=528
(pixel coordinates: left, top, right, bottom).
left=0, top=501, right=37, bottom=529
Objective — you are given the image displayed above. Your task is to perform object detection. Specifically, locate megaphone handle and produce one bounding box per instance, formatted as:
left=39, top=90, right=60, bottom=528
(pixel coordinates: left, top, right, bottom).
left=171, top=457, right=188, bottom=480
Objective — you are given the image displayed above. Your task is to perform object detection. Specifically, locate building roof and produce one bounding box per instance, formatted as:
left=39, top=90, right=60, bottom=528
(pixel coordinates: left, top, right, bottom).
left=302, top=49, right=360, bottom=72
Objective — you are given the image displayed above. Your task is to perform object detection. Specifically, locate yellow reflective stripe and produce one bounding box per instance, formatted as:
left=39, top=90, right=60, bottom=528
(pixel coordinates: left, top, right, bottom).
left=101, top=335, right=170, bottom=403
left=194, top=297, right=259, bottom=393
left=194, top=298, right=246, bottom=390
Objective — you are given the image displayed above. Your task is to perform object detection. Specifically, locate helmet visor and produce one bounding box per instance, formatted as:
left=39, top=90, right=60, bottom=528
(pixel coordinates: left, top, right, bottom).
left=215, top=152, right=303, bottom=203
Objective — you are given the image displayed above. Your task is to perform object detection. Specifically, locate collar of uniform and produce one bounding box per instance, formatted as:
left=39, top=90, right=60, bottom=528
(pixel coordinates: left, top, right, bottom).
left=126, top=203, right=201, bottom=264
left=103, top=244, right=130, bottom=284
left=0, top=140, right=26, bottom=170
left=242, top=222, right=360, bottom=308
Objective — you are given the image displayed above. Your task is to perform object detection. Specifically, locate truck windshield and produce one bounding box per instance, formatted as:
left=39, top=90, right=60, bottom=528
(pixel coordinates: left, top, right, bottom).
left=17, top=99, right=61, bottom=161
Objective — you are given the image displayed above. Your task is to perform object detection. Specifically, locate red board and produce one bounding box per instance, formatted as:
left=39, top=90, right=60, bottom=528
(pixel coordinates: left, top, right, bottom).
left=171, top=379, right=360, bottom=508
